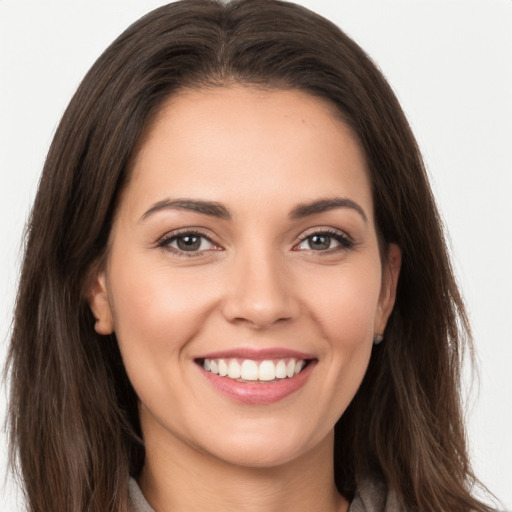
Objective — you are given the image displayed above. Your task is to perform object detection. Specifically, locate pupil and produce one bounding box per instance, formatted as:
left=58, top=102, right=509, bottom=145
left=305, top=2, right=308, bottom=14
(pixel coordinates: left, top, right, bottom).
left=177, top=235, right=201, bottom=251
left=309, top=235, right=330, bottom=250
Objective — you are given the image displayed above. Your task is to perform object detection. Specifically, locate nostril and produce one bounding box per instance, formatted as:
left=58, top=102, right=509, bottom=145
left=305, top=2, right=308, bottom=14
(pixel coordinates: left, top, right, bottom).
left=223, top=296, right=298, bottom=329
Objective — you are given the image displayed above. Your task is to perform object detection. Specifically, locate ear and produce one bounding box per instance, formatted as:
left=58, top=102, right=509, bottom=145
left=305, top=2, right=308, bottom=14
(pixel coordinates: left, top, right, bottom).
left=86, top=271, right=114, bottom=335
left=374, top=243, right=401, bottom=336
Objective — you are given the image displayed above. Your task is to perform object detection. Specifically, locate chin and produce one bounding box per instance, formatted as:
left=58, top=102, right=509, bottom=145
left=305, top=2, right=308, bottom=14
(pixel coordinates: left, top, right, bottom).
left=201, top=424, right=329, bottom=470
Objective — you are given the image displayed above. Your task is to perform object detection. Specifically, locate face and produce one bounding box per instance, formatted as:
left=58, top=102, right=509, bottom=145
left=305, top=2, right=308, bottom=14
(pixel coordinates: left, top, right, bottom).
left=89, top=86, right=400, bottom=470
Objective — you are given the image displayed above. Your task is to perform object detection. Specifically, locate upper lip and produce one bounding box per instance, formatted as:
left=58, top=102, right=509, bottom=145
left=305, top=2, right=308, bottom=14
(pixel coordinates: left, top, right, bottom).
left=195, top=347, right=315, bottom=361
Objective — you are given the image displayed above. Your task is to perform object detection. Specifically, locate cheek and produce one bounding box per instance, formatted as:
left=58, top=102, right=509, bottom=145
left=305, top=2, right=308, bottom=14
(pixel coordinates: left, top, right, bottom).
left=302, top=261, right=383, bottom=348
left=107, top=255, right=216, bottom=361
left=106, top=258, right=219, bottom=421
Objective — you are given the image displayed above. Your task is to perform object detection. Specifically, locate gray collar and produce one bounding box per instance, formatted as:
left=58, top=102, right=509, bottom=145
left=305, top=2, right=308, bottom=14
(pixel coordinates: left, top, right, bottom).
left=128, top=476, right=402, bottom=512
left=348, top=477, right=403, bottom=512
left=128, top=478, right=155, bottom=512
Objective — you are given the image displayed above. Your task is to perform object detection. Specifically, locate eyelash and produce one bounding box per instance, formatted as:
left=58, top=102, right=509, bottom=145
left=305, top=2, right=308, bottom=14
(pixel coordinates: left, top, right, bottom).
left=156, top=227, right=354, bottom=257
left=294, top=228, right=354, bottom=253
left=157, top=229, right=219, bottom=258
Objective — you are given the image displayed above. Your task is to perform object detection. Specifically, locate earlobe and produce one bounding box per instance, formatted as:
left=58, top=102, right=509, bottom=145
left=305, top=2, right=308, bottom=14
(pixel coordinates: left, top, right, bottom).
left=86, top=272, right=114, bottom=335
left=375, top=243, right=401, bottom=336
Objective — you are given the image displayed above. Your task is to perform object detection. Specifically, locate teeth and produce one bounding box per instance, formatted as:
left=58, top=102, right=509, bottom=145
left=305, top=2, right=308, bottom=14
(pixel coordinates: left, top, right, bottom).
left=203, top=357, right=308, bottom=381
left=286, top=359, right=295, bottom=378
left=227, top=360, right=241, bottom=379
left=218, top=359, right=228, bottom=377
left=241, top=359, right=259, bottom=380
left=275, top=360, right=287, bottom=379
left=258, top=360, right=275, bottom=381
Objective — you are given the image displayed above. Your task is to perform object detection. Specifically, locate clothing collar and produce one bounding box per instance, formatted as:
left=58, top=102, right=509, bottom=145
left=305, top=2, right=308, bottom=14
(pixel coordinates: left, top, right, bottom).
left=128, top=476, right=402, bottom=512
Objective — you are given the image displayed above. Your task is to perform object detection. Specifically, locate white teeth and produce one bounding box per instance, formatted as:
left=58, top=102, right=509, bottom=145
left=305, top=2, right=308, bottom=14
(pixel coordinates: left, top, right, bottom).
left=294, top=360, right=305, bottom=375
left=286, top=359, right=295, bottom=378
left=227, top=360, right=241, bottom=379
left=258, top=360, right=276, bottom=381
left=240, top=359, right=259, bottom=381
left=202, top=357, right=309, bottom=381
left=218, top=359, right=228, bottom=377
left=275, top=360, right=287, bottom=379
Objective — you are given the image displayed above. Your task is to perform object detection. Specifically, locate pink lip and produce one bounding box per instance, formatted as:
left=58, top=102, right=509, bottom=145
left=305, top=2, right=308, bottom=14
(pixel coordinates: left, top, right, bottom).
left=198, top=360, right=317, bottom=405
left=196, top=347, right=315, bottom=361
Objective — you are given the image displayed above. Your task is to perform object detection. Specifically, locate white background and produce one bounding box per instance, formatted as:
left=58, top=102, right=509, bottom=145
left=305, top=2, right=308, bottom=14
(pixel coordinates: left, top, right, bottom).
left=1, top=0, right=511, bottom=510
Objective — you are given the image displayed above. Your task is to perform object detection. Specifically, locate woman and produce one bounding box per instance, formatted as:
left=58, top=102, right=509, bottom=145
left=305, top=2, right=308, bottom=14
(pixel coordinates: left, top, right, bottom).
left=5, top=1, right=498, bottom=511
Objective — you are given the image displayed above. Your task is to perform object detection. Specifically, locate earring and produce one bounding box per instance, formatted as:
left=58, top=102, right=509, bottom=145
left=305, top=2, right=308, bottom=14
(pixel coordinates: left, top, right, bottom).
left=373, top=334, right=384, bottom=345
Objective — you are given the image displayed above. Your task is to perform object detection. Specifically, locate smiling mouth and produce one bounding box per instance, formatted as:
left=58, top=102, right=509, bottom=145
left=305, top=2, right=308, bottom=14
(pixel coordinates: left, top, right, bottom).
left=197, top=357, right=311, bottom=382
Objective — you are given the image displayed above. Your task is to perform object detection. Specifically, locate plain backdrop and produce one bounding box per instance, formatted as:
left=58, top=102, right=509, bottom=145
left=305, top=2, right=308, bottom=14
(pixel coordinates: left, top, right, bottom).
left=1, top=0, right=511, bottom=510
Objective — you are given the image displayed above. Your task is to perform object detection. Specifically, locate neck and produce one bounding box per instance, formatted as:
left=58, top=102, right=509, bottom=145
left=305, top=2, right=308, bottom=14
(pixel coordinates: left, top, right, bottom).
left=138, top=428, right=349, bottom=512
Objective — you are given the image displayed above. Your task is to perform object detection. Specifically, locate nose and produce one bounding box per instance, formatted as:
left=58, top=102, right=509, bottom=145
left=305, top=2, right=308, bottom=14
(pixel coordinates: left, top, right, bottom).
left=221, top=249, right=299, bottom=329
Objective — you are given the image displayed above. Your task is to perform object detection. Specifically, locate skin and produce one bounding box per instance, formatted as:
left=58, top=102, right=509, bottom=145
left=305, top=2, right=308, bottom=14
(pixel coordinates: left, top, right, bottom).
left=88, top=86, right=401, bottom=512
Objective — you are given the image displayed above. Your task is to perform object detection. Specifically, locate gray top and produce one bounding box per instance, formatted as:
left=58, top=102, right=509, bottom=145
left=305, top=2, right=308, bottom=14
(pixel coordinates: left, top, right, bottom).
left=128, top=476, right=403, bottom=512
left=128, top=478, right=154, bottom=512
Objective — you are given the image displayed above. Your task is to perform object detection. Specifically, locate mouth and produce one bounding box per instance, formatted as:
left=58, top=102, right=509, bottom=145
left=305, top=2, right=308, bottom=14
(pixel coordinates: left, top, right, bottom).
left=194, top=350, right=317, bottom=404
left=197, top=357, right=311, bottom=383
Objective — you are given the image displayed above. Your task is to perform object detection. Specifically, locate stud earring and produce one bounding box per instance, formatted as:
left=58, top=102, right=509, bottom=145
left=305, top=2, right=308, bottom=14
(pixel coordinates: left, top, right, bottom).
left=373, top=334, right=384, bottom=345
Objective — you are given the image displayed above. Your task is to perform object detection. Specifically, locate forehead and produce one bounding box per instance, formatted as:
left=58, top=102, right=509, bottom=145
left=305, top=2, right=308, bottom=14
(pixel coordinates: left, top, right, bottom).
left=125, top=86, right=373, bottom=219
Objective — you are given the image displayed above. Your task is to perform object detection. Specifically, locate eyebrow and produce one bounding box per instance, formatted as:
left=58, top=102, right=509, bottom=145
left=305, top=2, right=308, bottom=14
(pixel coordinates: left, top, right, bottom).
left=289, top=197, right=368, bottom=223
left=140, top=198, right=231, bottom=221
left=139, top=196, right=367, bottom=223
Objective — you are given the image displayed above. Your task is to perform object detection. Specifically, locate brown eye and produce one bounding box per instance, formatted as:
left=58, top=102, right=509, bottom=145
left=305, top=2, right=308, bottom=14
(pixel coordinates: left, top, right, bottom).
left=160, top=232, right=216, bottom=253
left=307, top=234, right=332, bottom=250
left=295, top=230, right=353, bottom=252
left=176, top=235, right=202, bottom=251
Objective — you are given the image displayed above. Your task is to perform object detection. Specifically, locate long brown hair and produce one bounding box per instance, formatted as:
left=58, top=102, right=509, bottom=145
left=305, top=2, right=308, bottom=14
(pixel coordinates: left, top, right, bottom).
left=7, top=1, right=495, bottom=511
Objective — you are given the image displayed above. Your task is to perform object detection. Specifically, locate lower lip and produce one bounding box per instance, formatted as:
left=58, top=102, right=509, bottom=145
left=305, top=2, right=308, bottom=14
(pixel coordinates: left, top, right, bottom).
left=199, top=361, right=316, bottom=405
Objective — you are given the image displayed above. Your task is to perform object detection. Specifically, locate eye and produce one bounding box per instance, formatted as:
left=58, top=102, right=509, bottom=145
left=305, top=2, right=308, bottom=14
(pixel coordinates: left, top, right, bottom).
left=158, top=230, right=218, bottom=255
left=295, top=230, right=353, bottom=252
